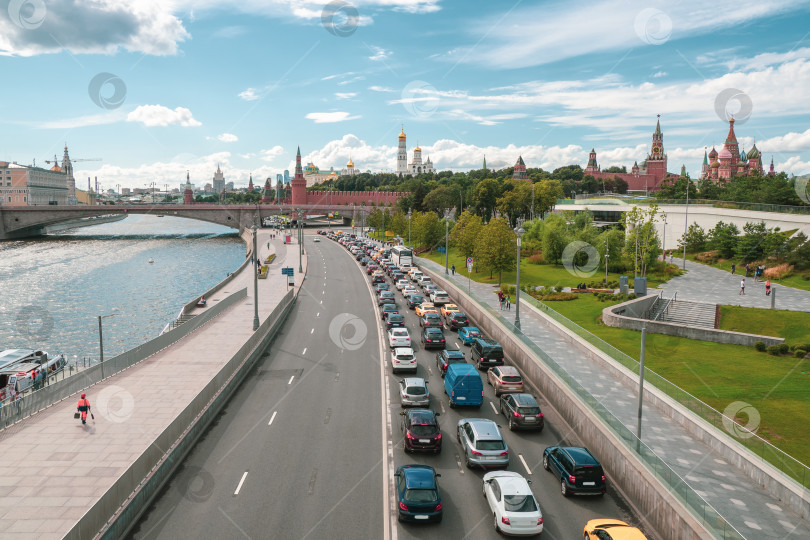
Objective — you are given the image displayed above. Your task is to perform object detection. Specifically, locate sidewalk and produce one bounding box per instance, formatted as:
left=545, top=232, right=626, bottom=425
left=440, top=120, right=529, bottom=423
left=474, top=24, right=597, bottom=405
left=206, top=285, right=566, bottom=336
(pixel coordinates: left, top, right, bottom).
left=419, top=257, right=809, bottom=540
left=658, top=258, right=810, bottom=311
left=0, top=230, right=305, bottom=539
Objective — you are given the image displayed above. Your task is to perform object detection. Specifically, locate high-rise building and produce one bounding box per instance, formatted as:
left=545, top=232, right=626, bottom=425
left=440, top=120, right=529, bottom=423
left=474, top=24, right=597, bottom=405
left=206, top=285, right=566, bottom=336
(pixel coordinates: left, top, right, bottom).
left=212, top=164, right=225, bottom=194
left=284, top=169, right=290, bottom=184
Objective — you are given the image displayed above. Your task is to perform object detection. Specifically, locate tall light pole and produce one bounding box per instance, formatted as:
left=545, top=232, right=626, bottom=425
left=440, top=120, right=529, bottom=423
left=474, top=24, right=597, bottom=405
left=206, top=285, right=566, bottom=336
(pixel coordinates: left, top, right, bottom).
left=407, top=209, right=412, bottom=250
left=253, top=223, right=260, bottom=330
left=661, top=213, right=667, bottom=262
left=604, top=237, right=609, bottom=285
left=682, top=178, right=689, bottom=270
left=97, top=312, right=117, bottom=378
left=636, top=325, right=647, bottom=449
left=444, top=208, right=452, bottom=274
left=297, top=209, right=303, bottom=274
left=514, top=220, right=525, bottom=331
left=531, top=182, right=535, bottom=221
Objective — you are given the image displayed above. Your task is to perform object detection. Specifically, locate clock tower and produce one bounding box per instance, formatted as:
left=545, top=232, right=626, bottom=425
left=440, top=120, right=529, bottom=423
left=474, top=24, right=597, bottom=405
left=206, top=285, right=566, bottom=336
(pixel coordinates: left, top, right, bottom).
left=645, top=115, right=667, bottom=179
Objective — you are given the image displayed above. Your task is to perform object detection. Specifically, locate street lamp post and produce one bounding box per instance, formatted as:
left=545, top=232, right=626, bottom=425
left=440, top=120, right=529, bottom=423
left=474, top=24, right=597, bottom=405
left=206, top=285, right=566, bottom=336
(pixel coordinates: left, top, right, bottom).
left=253, top=223, right=260, bottom=330
left=514, top=220, right=525, bottom=331
left=531, top=182, right=535, bottom=221
left=682, top=179, right=689, bottom=270
left=444, top=209, right=452, bottom=274
left=407, top=209, right=412, bottom=250
left=297, top=209, right=303, bottom=274
left=661, top=213, right=667, bottom=262
left=97, top=312, right=117, bottom=379
left=604, top=238, right=609, bottom=285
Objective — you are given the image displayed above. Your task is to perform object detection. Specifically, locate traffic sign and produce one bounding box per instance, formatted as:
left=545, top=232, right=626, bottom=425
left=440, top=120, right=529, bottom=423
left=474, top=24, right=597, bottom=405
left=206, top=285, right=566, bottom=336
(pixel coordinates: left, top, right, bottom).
left=281, top=267, right=294, bottom=276
left=467, top=263, right=473, bottom=272
left=466, top=257, right=473, bottom=265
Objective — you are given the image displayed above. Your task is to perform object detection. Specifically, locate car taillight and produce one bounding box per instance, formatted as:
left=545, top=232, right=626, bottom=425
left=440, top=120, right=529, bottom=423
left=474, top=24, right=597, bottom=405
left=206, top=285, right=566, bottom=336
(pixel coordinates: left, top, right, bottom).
left=568, top=475, right=576, bottom=484
left=537, top=517, right=544, bottom=525
left=471, top=449, right=482, bottom=456
left=539, top=412, right=544, bottom=417
left=434, top=503, right=442, bottom=511
left=501, top=516, right=510, bottom=525
left=499, top=451, right=509, bottom=456
left=436, top=433, right=441, bottom=439
left=513, top=411, right=522, bottom=417
left=405, top=432, right=415, bottom=439
left=399, top=502, right=408, bottom=511
left=602, top=475, right=606, bottom=483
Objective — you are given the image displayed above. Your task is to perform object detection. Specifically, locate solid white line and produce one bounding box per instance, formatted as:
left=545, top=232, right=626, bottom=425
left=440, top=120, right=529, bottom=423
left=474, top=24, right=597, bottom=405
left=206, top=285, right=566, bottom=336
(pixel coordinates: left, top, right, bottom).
left=268, top=411, right=277, bottom=426
left=287, top=375, right=295, bottom=385
left=317, top=312, right=320, bottom=317
left=518, top=454, right=533, bottom=475
left=489, top=401, right=498, bottom=414
left=303, top=348, right=307, bottom=355
left=456, top=341, right=462, bottom=349
left=311, top=328, right=315, bottom=334
left=234, top=472, right=248, bottom=495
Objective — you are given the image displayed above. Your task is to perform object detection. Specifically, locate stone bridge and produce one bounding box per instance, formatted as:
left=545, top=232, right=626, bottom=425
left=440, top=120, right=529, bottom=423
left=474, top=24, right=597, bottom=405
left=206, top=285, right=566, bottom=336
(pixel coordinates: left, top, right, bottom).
left=0, top=203, right=372, bottom=240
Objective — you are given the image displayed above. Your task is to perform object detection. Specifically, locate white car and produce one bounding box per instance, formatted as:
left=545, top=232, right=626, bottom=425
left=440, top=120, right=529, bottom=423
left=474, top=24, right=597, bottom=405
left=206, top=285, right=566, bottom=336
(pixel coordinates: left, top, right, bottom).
left=391, top=347, right=416, bottom=373
left=410, top=271, right=424, bottom=282
left=402, top=285, right=418, bottom=297
left=483, top=471, right=544, bottom=536
left=396, top=279, right=409, bottom=290
left=388, top=328, right=411, bottom=349
left=313, top=237, right=320, bottom=242
left=430, top=290, right=450, bottom=305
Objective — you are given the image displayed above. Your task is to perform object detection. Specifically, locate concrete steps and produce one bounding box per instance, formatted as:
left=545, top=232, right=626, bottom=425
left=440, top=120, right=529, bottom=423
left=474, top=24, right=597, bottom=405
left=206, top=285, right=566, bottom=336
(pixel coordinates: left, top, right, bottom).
left=661, top=300, right=716, bottom=328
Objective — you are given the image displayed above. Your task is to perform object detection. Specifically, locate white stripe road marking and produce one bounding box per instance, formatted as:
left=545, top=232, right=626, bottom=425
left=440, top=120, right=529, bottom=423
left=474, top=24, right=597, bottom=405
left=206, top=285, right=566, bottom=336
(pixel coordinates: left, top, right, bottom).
left=268, top=411, right=277, bottom=426
left=311, top=328, right=314, bottom=334
left=288, top=375, right=295, bottom=385
left=518, top=454, right=532, bottom=475
left=317, top=312, right=320, bottom=317
left=489, top=401, right=498, bottom=414
left=303, top=348, right=307, bottom=355
left=234, top=472, right=248, bottom=495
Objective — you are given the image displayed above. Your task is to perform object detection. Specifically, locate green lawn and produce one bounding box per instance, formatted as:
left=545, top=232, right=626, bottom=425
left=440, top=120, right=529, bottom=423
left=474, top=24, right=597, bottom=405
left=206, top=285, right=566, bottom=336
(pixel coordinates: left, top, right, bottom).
left=685, top=254, right=810, bottom=292
left=718, top=305, right=810, bottom=345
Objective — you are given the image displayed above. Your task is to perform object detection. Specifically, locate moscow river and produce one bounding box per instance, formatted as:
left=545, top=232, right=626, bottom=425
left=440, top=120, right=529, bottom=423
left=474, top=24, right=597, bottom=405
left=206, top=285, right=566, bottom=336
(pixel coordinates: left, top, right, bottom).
left=0, top=214, right=246, bottom=364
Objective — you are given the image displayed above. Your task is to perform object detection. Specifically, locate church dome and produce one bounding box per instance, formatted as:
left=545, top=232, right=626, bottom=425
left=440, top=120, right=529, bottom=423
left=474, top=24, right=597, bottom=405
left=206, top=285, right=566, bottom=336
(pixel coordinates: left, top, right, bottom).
left=718, top=147, right=732, bottom=160
left=346, top=158, right=354, bottom=168
left=398, top=130, right=406, bottom=140
left=708, top=146, right=718, bottom=159
left=50, top=164, right=62, bottom=172
left=414, top=145, right=421, bottom=153
left=747, top=144, right=761, bottom=159
left=710, top=160, right=720, bottom=169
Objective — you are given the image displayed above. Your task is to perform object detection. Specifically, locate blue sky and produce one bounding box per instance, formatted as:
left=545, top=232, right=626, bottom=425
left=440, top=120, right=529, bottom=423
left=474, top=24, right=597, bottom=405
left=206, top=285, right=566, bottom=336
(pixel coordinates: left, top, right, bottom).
left=2, top=0, right=810, bottom=190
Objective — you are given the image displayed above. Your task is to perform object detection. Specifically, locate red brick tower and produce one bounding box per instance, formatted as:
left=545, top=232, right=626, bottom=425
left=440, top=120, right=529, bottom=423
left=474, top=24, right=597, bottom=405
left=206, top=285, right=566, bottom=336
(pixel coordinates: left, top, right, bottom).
left=512, top=156, right=528, bottom=180
left=291, top=146, right=307, bottom=205
left=645, top=115, right=667, bottom=181
left=584, top=149, right=599, bottom=174
left=183, top=171, right=193, bottom=204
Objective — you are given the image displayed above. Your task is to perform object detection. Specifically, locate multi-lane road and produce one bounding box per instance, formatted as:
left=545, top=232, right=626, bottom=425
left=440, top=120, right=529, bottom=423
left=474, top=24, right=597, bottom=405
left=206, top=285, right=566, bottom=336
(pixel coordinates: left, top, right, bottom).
left=130, top=231, right=644, bottom=539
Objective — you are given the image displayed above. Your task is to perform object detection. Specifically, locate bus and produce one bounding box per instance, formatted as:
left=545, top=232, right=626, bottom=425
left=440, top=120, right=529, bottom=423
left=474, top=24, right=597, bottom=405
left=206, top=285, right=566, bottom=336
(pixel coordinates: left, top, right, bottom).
left=391, top=245, right=413, bottom=268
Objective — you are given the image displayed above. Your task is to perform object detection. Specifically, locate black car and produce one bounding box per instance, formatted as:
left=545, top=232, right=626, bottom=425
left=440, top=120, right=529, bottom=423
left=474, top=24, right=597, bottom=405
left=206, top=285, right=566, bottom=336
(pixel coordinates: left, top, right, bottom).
left=420, top=312, right=442, bottom=328
left=400, top=409, right=442, bottom=453
left=386, top=313, right=406, bottom=329
left=470, top=337, right=505, bottom=370
left=445, top=312, right=469, bottom=330
left=543, top=446, right=606, bottom=497
left=372, top=274, right=385, bottom=284
left=500, top=393, right=544, bottom=431
left=421, top=327, right=446, bottom=350
left=435, top=349, right=466, bottom=377
left=407, top=294, right=425, bottom=309
left=381, top=303, right=399, bottom=320
left=375, top=283, right=391, bottom=294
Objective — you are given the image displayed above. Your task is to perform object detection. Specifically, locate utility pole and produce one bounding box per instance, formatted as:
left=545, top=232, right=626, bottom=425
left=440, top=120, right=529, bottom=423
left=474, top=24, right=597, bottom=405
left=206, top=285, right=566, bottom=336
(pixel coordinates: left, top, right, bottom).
left=253, top=223, right=260, bottom=331
left=683, top=178, right=689, bottom=270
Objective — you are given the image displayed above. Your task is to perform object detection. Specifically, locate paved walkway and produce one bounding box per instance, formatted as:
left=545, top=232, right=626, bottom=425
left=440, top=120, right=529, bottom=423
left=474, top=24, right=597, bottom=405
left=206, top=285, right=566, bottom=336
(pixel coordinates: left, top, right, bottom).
left=0, top=230, right=305, bottom=539
left=657, top=258, right=810, bottom=311
left=419, top=257, right=809, bottom=540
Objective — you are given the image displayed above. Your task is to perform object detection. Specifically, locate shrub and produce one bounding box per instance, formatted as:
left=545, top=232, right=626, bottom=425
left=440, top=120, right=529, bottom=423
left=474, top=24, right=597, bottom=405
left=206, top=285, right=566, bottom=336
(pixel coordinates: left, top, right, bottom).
left=795, top=349, right=807, bottom=358
left=754, top=341, right=766, bottom=352
left=628, top=293, right=637, bottom=300
left=763, top=263, right=794, bottom=280
left=538, top=292, right=577, bottom=301
left=527, top=254, right=543, bottom=265
left=695, top=250, right=720, bottom=264
left=778, top=343, right=789, bottom=354
left=766, top=345, right=780, bottom=356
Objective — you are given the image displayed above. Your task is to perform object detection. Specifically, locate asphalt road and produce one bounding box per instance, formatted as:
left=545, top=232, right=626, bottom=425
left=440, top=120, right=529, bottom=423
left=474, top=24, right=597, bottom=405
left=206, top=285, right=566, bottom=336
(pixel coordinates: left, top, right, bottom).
left=129, top=234, right=385, bottom=540
left=129, top=231, right=644, bottom=540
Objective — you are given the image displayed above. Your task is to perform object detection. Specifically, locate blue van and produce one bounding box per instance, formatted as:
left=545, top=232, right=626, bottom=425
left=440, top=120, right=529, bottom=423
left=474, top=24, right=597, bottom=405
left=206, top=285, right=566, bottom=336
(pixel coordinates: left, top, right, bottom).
left=444, top=364, right=484, bottom=408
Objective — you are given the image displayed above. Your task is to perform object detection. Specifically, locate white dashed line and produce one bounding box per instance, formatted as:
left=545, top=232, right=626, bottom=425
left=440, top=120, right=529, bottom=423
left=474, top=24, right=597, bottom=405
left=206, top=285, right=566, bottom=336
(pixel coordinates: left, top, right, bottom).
left=268, top=411, right=277, bottom=426
left=234, top=472, right=248, bottom=495
left=489, top=401, right=498, bottom=414
left=288, top=375, right=295, bottom=385
left=518, top=454, right=532, bottom=475
left=317, top=312, right=320, bottom=317
left=311, top=328, right=315, bottom=334
left=303, top=348, right=307, bottom=355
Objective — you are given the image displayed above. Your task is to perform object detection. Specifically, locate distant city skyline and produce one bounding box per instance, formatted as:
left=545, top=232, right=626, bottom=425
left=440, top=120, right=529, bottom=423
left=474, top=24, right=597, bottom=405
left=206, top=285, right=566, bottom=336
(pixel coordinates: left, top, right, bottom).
left=2, top=0, right=810, bottom=190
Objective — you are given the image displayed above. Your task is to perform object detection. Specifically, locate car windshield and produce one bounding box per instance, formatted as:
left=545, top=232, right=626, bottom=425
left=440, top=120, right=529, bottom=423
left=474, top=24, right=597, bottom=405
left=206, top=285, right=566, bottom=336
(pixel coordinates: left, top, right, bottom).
left=426, top=314, right=439, bottom=320
left=396, top=354, right=414, bottom=361
left=404, top=488, right=438, bottom=503
left=393, top=330, right=408, bottom=337
left=503, top=494, right=538, bottom=512
left=476, top=440, right=505, bottom=451
left=517, top=406, right=541, bottom=415
left=410, top=424, right=436, bottom=436
left=502, top=376, right=522, bottom=383
left=406, top=386, right=426, bottom=395
left=573, top=465, right=604, bottom=479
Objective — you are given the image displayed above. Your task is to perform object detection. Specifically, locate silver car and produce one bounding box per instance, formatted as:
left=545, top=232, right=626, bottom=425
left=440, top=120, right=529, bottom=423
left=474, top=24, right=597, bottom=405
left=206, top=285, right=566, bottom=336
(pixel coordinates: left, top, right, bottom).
left=457, top=418, right=510, bottom=469
left=399, top=377, right=430, bottom=407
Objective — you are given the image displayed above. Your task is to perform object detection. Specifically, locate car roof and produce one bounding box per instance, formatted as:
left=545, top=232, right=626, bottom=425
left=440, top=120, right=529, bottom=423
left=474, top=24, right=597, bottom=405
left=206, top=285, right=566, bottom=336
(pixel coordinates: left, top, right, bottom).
left=388, top=313, right=404, bottom=319
left=382, top=303, right=397, bottom=308
left=402, top=377, right=426, bottom=386
left=484, top=471, right=533, bottom=495
left=584, top=520, right=647, bottom=540
left=465, top=418, right=502, bottom=439
left=406, top=409, right=437, bottom=424
left=461, top=326, right=481, bottom=333
left=425, top=327, right=443, bottom=334
left=400, top=465, right=437, bottom=488
left=497, top=366, right=520, bottom=376
left=394, top=347, right=414, bottom=354
left=391, top=327, right=409, bottom=334
left=443, top=350, right=465, bottom=359
left=474, top=337, right=500, bottom=347
left=424, top=312, right=440, bottom=318
left=511, top=393, right=539, bottom=406
left=560, top=446, right=600, bottom=465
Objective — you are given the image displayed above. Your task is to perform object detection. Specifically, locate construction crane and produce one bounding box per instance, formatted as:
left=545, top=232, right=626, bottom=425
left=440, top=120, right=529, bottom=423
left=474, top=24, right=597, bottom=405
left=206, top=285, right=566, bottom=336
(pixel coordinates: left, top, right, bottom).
left=44, top=155, right=102, bottom=164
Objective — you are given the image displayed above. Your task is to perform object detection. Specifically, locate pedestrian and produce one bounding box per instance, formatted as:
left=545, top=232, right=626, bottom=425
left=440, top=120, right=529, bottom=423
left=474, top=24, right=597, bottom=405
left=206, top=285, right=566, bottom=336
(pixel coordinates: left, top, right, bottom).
left=739, top=278, right=745, bottom=295
left=498, top=291, right=504, bottom=310
left=669, top=252, right=674, bottom=264
left=267, top=242, right=270, bottom=249
left=506, top=295, right=511, bottom=310
left=745, top=263, right=750, bottom=277
left=765, top=280, right=771, bottom=296
left=731, top=263, right=736, bottom=275
left=451, top=264, right=455, bottom=276
left=77, top=393, right=91, bottom=425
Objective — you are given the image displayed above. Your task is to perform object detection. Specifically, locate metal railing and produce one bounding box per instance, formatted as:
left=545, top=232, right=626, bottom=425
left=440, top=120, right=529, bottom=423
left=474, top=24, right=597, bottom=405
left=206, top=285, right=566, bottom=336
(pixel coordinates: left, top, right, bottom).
left=557, top=195, right=810, bottom=215
left=653, top=297, right=674, bottom=321
left=419, top=257, right=746, bottom=539
left=641, top=296, right=661, bottom=320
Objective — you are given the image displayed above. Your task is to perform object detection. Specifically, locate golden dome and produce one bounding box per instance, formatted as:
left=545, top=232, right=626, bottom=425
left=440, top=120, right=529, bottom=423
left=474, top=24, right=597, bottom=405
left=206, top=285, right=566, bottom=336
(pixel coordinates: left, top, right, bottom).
left=50, top=164, right=62, bottom=172
left=414, top=145, right=421, bottom=153
left=398, top=129, right=406, bottom=140
left=346, top=158, right=354, bottom=168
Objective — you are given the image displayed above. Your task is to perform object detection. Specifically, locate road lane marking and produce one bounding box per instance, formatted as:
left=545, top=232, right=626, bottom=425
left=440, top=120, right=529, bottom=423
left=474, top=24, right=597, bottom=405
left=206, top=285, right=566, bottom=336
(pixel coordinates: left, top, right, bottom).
left=302, top=348, right=307, bottom=355
left=311, top=328, right=315, bottom=334
left=317, top=312, right=320, bottom=317
left=234, top=472, right=248, bottom=495
left=489, top=401, right=498, bottom=414
left=518, top=454, right=533, bottom=475
left=308, top=468, right=318, bottom=495
left=324, top=408, right=332, bottom=424
left=440, top=401, right=446, bottom=414
left=287, top=375, right=295, bottom=385
left=268, top=411, right=277, bottom=426
left=456, top=341, right=462, bottom=349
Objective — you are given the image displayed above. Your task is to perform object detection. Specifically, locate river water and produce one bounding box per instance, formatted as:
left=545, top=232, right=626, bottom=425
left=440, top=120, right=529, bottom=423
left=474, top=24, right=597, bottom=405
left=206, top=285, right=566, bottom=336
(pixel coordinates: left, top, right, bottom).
left=0, top=214, right=245, bottom=363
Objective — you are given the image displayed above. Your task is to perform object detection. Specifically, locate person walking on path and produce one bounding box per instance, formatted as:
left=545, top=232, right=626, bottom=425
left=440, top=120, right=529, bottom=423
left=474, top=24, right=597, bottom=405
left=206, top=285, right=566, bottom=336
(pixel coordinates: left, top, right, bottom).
left=498, top=291, right=504, bottom=310
left=745, top=263, right=750, bottom=277
left=506, top=295, right=511, bottom=310
left=739, top=278, right=745, bottom=295
left=77, top=393, right=91, bottom=425
left=731, top=263, right=736, bottom=275
left=451, top=264, right=455, bottom=276
left=765, top=280, right=772, bottom=296
left=669, top=252, right=674, bottom=264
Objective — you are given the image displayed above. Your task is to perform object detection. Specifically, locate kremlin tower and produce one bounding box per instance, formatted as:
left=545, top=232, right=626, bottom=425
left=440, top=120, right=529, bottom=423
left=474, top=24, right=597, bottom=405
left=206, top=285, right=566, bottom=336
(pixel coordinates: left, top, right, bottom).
left=183, top=172, right=193, bottom=204
left=512, top=156, right=528, bottom=180
left=291, top=146, right=308, bottom=205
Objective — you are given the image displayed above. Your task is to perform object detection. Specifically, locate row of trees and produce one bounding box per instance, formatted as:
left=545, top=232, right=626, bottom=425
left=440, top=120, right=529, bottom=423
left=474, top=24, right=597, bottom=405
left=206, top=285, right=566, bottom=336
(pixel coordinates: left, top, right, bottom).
left=655, top=172, right=807, bottom=206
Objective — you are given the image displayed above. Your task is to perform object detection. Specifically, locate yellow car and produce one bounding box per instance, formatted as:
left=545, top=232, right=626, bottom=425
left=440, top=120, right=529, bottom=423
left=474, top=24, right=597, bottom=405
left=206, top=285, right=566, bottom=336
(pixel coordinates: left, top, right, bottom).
left=415, top=303, right=436, bottom=317
left=440, top=304, right=460, bottom=318
left=583, top=519, right=648, bottom=540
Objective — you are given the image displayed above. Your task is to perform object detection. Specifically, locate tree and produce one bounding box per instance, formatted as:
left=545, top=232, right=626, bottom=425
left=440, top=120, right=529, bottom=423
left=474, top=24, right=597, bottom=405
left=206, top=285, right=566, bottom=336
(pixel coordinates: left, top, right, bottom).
left=411, top=211, right=443, bottom=250
left=474, top=217, right=516, bottom=285
left=422, top=186, right=458, bottom=215
left=389, top=211, right=408, bottom=238
left=449, top=210, right=483, bottom=259
left=496, top=181, right=532, bottom=225
left=471, top=178, right=500, bottom=221
left=622, top=203, right=662, bottom=277
left=707, top=221, right=739, bottom=258
left=735, top=221, right=768, bottom=262
left=678, top=222, right=708, bottom=253
left=541, top=216, right=568, bottom=265
left=532, top=179, right=563, bottom=218
left=597, top=228, right=626, bottom=273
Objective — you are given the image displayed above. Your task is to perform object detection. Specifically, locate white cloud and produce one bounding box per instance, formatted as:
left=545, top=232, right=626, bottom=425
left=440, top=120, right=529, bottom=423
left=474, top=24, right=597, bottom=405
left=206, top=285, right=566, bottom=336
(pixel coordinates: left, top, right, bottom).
left=368, top=46, right=391, bottom=61
left=652, top=71, right=667, bottom=78
left=217, top=133, right=238, bottom=142
left=127, top=105, right=202, bottom=127
left=338, top=75, right=366, bottom=86
left=238, top=88, right=260, bottom=101
left=305, top=111, right=361, bottom=123
left=260, top=146, right=285, bottom=162
left=335, top=92, right=358, bottom=100
left=39, top=110, right=127, bottom=129
left=369, top=85, right=394, bottom=92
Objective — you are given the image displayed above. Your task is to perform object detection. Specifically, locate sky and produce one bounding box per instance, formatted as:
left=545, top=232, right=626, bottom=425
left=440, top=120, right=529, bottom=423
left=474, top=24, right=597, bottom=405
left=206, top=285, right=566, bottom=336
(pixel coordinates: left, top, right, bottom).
left=2, top=0, right=810, bottom=191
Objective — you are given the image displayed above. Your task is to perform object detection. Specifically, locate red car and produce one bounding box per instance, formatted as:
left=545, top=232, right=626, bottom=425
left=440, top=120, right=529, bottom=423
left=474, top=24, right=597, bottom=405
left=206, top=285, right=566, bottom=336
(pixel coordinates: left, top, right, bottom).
left=401, top=409, right=442, bottom=453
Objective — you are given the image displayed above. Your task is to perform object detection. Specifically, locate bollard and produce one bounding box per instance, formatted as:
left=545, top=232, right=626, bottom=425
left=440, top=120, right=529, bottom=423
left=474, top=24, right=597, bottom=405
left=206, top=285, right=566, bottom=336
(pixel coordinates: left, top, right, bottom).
left=771, top=287, right=776, bottom=309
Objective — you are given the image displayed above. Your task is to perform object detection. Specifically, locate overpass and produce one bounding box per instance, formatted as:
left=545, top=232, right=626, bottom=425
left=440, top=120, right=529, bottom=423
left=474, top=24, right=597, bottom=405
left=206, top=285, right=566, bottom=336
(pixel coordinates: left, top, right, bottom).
left=0, top=203, right=375, bottom=240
